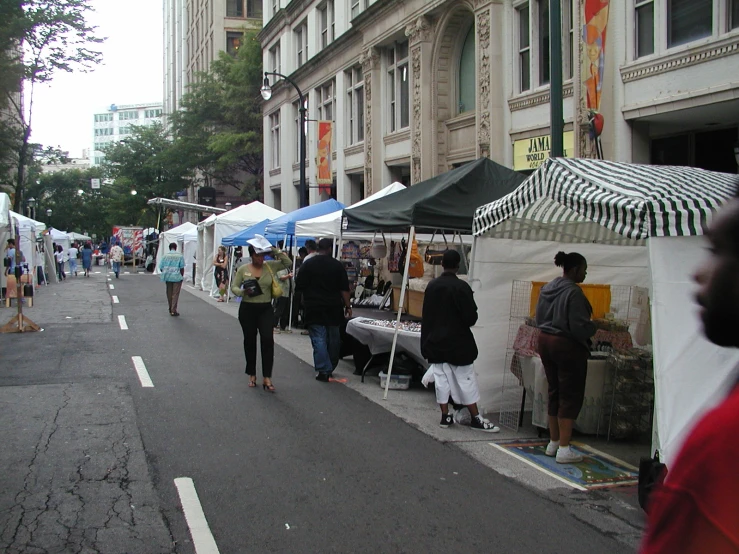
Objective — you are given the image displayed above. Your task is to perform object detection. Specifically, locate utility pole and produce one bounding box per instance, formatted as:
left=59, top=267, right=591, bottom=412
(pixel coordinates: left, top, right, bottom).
left=550, top=0, right=564, bottom=158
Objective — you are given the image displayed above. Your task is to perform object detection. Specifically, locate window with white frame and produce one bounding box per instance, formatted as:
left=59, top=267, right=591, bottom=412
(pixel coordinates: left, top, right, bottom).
left=270, top=111, right=280, bottom=169
left=564, top=0, right=575, bottom=79
left=346, top=66, right=364, bottom=145
left=319, top=1, right=335, bottom=49
left=538, top=0, right=550, bottom=85
left=387, top=41, right=409, bottom=132
left=269, top=41, right=281, bottom=75
left=635, top=0, right=655, bottom=58
left=295, top=22, right=308, bottom=67
left=668, top=0, right=712, bottom=48
left=317, top=80, right=335, bottom=152
left=272, top=0, right=278, bottom=17
left=517, top=4, right=531, bottom=92
left=732, top=0, right=739, bottom=29
left=350, top=0, right=368, bottom=19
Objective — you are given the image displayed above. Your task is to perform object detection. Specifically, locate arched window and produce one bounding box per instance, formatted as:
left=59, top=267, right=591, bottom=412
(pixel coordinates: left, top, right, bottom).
left=458, top=25, right=476, bottom=114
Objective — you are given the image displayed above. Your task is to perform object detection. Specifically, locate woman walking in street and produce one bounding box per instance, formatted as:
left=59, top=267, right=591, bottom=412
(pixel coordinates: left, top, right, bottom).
left=81, top=242, right=93, bottom=277
left=535, top=251, right=596, bottom=464
left=230, top=236, right=291, bottom=392
left=54, top=245, right=66, bottom=281
left=213, top=245, right=229, bottom=302
left=68, top=242, right=79, bottom=277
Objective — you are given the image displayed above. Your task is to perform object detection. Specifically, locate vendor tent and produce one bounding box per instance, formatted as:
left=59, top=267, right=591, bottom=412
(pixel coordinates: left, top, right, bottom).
left=264, top=199, right=344, bottom=236
left=66, top=231, right=91, bottom=242
left=196, top=201, right=284, bottom=295
left=154, top=222, right=196, bottom=275
left=295, top=183, right=406, bottom=237
left=8, top=211, right=47, bottom=286
left=471, top=157, right=739, bottom=466
left=222, top=219, right=314, bottom=247
left=182, top=226, right=198, bottom=284
left=0, top=193, right=9, bottom=292
left=343, top=158, right=526, bottom=233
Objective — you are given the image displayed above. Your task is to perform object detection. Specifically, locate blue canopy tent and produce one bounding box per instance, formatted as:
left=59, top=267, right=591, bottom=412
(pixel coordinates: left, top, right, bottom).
left=264, top=199, right=345, bottom=236
left=221, top=219, right=314, bottom=247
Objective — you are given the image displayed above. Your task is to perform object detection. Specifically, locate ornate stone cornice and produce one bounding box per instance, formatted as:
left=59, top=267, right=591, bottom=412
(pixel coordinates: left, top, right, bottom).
left=384, top=129, right=411, bottom=145
left=343, top=144, right=364, bottom=157
left=620, top=34, right=739, bottom=83
left=360, top=47, right=380, bottom=73
left=508, top=84, right=574, bottom=112
left=405, top=16, right=434, bottom=46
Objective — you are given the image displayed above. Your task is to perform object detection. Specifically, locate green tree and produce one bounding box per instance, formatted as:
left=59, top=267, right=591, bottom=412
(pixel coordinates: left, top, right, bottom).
left=169, top=29, right=263, bottom=200
left=102, top=122, right=189, bottom=229
left=0, top=0, right=104, bottom=211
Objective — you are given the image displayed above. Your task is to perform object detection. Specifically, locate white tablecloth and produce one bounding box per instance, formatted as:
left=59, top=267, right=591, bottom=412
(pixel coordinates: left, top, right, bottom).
left=520, top=355, right=608, bottom=434
left=345, top=318, right=427, bottom=368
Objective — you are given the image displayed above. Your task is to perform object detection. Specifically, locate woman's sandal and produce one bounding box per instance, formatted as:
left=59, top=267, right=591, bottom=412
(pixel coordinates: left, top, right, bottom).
left=262, top=382, right=276, bottom=393
left=248, top=377, right=257, bottom=388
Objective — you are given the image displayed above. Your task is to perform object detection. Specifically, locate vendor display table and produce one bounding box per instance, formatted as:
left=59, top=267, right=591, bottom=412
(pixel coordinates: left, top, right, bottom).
left=346, top=317, right=426, bottom=381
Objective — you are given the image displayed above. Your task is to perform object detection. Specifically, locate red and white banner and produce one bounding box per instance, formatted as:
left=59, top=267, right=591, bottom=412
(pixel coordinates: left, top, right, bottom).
left=316, top=120, right=333, bottom=194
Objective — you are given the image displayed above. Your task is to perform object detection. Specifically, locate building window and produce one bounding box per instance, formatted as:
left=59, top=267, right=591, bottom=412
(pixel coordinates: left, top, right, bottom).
left=317, top=80, right=335, bottom=152
left=94, top=113, right=113, bottom=123
left=564, top=0, right=574, bottom=79
left=351, top=0, right=368, bottom=19
left=119, top=126, right=132, bottom=135
left=247, top=0, right=262, bottom=18
left=94, top=128, right=114, bottom=136
left=119, top=110, right=138, bottom=121
left=538, top=0, right=550, bottom=86
left=635, top=0, right=655, bottom=58
left=226, top=0, right=243, bottom=17
left=319, top=1, right=335, bottom=49
left=732, top=0, right=739, bottom=30
left=144, top=109, right=162, bottom=118
left=269, top=41, right=281, bottom=75
left=346, top=66, right=364, bottom=145
left=517, top=5, right=531, bottom=92
left=226, top=32, right=243, bottom=55
left=270, top=111, right=280, bottom=169
left=667, top=0, right=712, bottom=48
left=387, top=41, right=409, bottom=132
left=458, top=26, right=476, bottom=114
left=295, top=23, right=308, bottom=67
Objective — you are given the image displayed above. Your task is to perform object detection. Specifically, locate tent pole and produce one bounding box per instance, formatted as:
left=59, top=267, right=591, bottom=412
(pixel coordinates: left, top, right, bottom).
left=226, top=247, right=235, bottom=303
left=468, top=236, right=477, bottom=281
left=384, top=225, right=415, bottom=400
left=287, top=252, right=297, bottom=331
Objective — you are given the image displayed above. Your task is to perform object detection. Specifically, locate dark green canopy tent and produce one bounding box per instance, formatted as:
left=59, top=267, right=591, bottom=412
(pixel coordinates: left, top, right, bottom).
left=343, top=158, right=526, bottom=233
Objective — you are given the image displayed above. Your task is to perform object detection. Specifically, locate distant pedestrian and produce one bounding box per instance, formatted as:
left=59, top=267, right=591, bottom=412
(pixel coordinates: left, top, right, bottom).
left=109, top=242, right=124, bottom=278
left=295, top=238, right=351, bottom=382
left=159, top=242, right=185, bottom=316
left=4, top=238, right=16, bottom=277
left=213, top=245, right=229, bottom=302
left=230, top=236, right=292, bottom=392
left=68, top=242, right=79, bottom=277
left=54, top=245, right=66, bottom=281
left=421, top=250, right=500, bottom=433
left=535, top=251, right=596, bottom=464
left=81, top=242, right=93, bottom=277
left=303, top=239, right=318, bottom=262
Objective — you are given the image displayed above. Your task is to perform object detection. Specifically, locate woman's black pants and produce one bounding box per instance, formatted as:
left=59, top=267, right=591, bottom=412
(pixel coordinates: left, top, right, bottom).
left=238, top=301, right=274, bottom=378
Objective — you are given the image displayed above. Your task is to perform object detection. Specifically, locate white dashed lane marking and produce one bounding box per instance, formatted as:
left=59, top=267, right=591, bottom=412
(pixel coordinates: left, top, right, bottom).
left=174, top=478, right=220, bottom=553
left=118, top=315, right=128, bottom=330
left=112, top=296, right=119, bottom=304
left=109, top=284, right=114, bottom=290
left=131, top=356, right=154, bottom=388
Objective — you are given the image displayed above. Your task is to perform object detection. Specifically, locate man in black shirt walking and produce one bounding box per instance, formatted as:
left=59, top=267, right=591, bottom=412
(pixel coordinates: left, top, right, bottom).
left=421, top=250, right=499, bottom=432
left=295, top=238, right=352, bottom=381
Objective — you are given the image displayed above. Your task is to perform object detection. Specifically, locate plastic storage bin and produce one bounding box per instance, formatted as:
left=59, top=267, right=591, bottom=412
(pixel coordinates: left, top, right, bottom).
left=379, top=371, right=411, bottom=390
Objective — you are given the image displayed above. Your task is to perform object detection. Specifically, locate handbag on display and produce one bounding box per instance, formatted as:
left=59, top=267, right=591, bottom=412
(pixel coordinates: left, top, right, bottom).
left=265, top=264, right=283, bottom=298
left=241, top=278, right=263, bottom=298
left=424, top=231, right=448, bottom=265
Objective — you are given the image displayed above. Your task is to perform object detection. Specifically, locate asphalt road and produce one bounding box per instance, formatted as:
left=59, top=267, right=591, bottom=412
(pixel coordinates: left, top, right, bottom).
left=0, top=273, right=634, bottom=553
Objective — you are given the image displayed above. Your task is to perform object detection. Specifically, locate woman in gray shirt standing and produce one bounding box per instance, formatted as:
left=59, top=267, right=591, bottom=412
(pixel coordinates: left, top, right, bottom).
left=535, top=251, right=596, bottom=464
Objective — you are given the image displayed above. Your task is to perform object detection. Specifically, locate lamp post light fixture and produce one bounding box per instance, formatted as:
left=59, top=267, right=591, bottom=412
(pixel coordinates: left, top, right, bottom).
left=131, top=188, right=138, bottom=196
left=225, top=202, right=232, bottom=209
left=27, top=197, right=36, bottom=220
left=46, top=208, right=52, bottom=222
left=262, top=71, right=307, bottom=208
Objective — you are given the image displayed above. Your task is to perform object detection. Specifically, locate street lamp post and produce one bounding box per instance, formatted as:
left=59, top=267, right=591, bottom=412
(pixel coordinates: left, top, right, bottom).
left=261, top=71, right=307, bottom=208
left=27, top=197, right=36, bottom=220
left=46, top=208, right=52, bottom=226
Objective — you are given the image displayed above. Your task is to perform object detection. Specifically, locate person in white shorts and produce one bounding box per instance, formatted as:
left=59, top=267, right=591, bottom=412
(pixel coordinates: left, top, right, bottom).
left=420, top=250, right=499, bottom=432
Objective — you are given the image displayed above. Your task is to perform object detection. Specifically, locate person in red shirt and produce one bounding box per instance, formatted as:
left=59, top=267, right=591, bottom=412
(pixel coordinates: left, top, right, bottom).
left=640, top=191, right=739, bottom=554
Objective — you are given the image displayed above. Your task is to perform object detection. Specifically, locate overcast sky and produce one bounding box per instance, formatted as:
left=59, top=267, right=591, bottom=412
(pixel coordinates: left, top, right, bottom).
left=30, top=0, right=163, bottom=158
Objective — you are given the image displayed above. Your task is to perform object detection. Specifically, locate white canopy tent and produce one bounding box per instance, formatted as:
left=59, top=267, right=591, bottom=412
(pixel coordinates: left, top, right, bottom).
left=10, top=211, right=48, bottom=285
left=0, top=193, right=10, bottom=292
left=195, top=202, right=284, bottom=294
left=66, top=231, right=91, bottom=242
left=154, top=222, right=197, bottom=275
left=471, top=157, right=739, bottom=466
left=294, top=183, right=406, bottom=237
left=182, top=226, right=198, bottom=284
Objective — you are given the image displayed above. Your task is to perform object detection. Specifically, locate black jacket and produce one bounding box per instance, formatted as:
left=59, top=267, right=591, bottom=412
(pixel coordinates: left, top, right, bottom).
left=421, top=272, right=478, bottom=366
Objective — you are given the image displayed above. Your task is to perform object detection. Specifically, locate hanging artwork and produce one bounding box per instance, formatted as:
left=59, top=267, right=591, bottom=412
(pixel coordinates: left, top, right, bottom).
left=316, top=120, right=333, bottom=194
left=581, top=0, right=609, bottom=159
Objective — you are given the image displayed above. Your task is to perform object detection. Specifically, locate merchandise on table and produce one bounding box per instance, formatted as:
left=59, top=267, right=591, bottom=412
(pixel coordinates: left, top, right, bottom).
left=601, top=349, right=654, bottom=440
left=358, top=318, right=422, bottom=333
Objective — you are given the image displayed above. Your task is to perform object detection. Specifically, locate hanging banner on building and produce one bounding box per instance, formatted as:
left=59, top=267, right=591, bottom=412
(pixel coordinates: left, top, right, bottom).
left=316, top=120, right=333, bottom=194
left=513, top=131, right=575, bottom=171
left=579, top=0, right=609, bottom=159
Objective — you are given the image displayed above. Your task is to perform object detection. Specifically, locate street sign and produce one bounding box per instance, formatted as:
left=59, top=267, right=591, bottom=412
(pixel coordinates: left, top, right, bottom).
left=91, top=178, right=101, bottom=189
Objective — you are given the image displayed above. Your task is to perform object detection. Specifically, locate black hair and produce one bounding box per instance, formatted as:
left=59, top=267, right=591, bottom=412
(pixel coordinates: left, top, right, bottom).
left=305, top=239, right=317, bottom=251
left=298, top=247, right=308, bottom=256
left=7, top=238, right=15, bottom=246
left=442, top=249, right=461, bottom=270
left=169, top=242, right=177, bottom=251
left=554, top=251, right=587, bottom=272
left=247, top=245, right=257, bottom=257
left=318, top=238, right=334, bottom=252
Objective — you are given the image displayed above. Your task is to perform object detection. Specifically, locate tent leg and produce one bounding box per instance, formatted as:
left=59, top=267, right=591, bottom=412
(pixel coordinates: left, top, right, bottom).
left=226, top=247, right=235, bottom=303
left=288, top=254, right=297, bottom=331
left=384, top=226, right=415, bottom=400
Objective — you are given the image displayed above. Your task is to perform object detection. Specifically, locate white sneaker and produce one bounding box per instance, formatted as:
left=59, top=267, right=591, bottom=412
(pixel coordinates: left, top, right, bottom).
left=545, top=440, right=560, bottom=457
left=555, top=446, right=583, bottom=464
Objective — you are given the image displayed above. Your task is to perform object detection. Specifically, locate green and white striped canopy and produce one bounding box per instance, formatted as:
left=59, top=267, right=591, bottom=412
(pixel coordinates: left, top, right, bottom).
left=473, top=158, right=738, bottom=244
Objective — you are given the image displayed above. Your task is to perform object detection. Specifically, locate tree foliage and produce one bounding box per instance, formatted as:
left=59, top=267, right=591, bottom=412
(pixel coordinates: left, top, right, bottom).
left=168, top=29, right=264, bottom=200
left=0, top=0, right=104, bottom=211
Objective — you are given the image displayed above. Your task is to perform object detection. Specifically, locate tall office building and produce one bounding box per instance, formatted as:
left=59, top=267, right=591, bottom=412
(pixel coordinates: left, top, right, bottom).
left=91, top=102, right=163, bottom=166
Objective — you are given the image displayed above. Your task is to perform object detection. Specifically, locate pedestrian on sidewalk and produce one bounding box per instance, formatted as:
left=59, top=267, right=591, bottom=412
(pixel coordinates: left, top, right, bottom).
left=640, top=190, right=739, bottom=554
left=535, top=251, right=596, bottom=464
left=109, top=242, right=124, bottom=278
left=420, top=250, right=500, bottom=433
left=54, top=245, right=66, bottom=281
left=213, top=245, right=229, bottom=302
left=81, top=242, right=93, bottom=277
left=4, top=238, right=16, bottom=277
left=295, top=238, right=351, bottom=382
left=230, top=236, right=292, bottom=392
left=159, top=242, right=185, bottom=316
left=68, top=242, right=79, bottom=277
